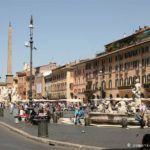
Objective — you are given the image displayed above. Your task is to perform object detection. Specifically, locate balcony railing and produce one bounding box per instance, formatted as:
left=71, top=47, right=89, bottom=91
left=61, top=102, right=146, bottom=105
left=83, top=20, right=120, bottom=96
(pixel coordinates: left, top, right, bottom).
left=118, top=85, right=133, bottom=89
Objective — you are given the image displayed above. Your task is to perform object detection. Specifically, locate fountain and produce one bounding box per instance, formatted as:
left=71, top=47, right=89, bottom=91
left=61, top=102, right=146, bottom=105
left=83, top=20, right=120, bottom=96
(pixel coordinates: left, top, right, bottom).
left=88, top=79, right=150, bottom=126
left=132, top=78, right=142, bottom=109
left=0, top=84, right=22, bottom=103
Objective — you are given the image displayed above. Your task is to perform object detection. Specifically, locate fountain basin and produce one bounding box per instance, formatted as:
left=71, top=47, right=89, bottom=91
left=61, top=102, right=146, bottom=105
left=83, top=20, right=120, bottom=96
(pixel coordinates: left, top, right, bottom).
left=88, top=112, right=147, bottom=125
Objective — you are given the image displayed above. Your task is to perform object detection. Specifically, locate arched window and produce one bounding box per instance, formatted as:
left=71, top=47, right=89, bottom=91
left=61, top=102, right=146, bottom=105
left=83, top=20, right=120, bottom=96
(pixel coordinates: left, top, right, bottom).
left=133, top=76, right=137, bottom=84
left=109, top=94, right=113, bottom=98
left=116, top=94, right=120, bottom=97
left=74, top=96, right=77, bottom=99
left=125, top=94, right=129, bottom=98
left=137, top=76, right=140, bottom=82
left=115, top=79, right=118, bottom=88
left=109, top=80, right=112, bottom=89
left=142, top=75, right=146, bottom=84
left=78, top=89, right=81, bottom=93
left=129, top=76, right=132, bottom=85
left=147, top=74, right=150, bottom=83
left=124, top=78, right=128, bottom=86
left=120, top=78, right=123, bottom=86
left=101, top=81, right=106, bottom=90
left=93, top=84, right=95, bottom=90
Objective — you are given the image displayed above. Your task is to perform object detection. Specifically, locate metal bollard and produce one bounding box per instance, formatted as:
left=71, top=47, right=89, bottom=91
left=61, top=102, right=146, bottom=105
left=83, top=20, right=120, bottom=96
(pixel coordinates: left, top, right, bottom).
left=84, top=116, right=90, bottom=126
left=38, top=119, right=48, bottom=138
left=122, top=118, right=128, bottom=128
left=53, top=113, right=58, bottom=123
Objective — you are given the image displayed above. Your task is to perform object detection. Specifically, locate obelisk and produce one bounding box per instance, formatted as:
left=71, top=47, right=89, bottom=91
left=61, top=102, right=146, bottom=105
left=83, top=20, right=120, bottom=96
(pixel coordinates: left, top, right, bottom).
left=6, top=22, right=13, bottom=86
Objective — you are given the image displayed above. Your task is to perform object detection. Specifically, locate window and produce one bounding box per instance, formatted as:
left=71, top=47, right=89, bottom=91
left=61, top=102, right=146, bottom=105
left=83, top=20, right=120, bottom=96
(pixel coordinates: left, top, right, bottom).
left=115, top=55, right=118, bottom=61
left=147, top=74, right=150, bottom=83
left=115, top=79, right=118, bottom=88
left=142, top=75, right=146, bottom=84
left=142, top=58, right=150, bottom=67
left=124, top=62, right=130, bottom=70
left=78, top=89, right=81, bottom=93
left=78, top=78, right=80, bottom=84
left=142, top=59, right=146, bottom=67
left=129, top=77, right=132, bottom=85
left=119, top=64, right=123, bottom=71
left=108, top=80, right=112, bottom=89
left=85, top=63, right=91, bottom=70
left=102, top=59, right=105, bottom=65
left=142, top=46, right=149, bottom=53
left=133, top=76, right=138, bottom=83
left=124, top=78, right=128, bottom=86
left=137, top=76, right=140, bottom=82
left=109, top=66, right=112, bottom=72
left=101, top=81, right=106, bottom=90
left=115, top=65, right=118, bottom=71
left=102, top=66, right=105, bottom=73
left=93, top=61, right=98, bottom=68
left=133, top=60, right=139, bottom=69
left=109, top=57, right=112, bottom=63
left=146, top=58, right=150, bottom=66
left=120, top=78, right=123, bottom=86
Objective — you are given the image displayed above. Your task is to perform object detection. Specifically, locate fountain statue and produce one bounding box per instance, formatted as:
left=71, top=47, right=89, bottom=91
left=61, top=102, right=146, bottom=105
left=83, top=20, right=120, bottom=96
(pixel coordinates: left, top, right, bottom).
left=132, top=78, right=141, bottom=109
left=96, top=78, right=142, bottom=114
left=0, top=84, right=21, bottom=102
left=115, top=101, right=127, bottom=114
left=1, top=87, right=9, bottom=100
left=11, top=84, right=22, bottom=102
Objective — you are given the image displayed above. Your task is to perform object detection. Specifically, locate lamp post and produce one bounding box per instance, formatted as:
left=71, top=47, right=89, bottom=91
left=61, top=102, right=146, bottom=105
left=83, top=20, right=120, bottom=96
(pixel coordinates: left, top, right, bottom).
left=25, top=16, right=34, bottom=106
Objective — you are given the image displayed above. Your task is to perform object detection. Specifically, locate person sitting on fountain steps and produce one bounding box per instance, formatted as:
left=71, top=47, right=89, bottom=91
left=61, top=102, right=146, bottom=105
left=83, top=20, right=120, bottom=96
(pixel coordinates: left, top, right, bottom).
left=135, top=107, right=145, bottom=128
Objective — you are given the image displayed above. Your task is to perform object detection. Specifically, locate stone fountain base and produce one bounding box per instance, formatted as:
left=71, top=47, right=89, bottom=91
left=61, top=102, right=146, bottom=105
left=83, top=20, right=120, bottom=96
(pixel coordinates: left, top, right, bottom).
left=88, top=112, right=146, bottom=126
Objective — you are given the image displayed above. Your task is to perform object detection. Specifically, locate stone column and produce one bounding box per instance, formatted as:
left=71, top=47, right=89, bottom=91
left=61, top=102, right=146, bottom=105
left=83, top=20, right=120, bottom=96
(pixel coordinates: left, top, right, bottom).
left=6, top=22, right=13, bottom=86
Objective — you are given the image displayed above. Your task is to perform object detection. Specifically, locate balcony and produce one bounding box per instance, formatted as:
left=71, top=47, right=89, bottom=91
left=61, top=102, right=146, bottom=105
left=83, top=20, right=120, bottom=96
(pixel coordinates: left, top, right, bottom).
left=118, top=85, right=133, bottom=90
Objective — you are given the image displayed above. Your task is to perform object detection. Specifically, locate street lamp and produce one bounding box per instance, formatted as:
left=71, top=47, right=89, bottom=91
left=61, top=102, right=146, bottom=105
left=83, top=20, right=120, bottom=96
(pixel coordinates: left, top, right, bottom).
left=25, top=16, right=34, bottom=106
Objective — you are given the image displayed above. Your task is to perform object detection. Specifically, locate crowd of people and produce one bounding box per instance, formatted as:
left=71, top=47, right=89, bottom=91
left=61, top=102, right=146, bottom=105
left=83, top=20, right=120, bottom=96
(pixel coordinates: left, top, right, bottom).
left=1, top=99, right=150, bottom=128
left=7, top=101, right=66, bottom=124
left=1, top=101, right=87, bottom=125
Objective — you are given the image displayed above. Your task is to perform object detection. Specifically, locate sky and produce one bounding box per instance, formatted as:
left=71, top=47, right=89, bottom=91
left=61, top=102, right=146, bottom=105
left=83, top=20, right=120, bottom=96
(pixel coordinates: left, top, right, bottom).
left=0, top=0, right=150, bottom=81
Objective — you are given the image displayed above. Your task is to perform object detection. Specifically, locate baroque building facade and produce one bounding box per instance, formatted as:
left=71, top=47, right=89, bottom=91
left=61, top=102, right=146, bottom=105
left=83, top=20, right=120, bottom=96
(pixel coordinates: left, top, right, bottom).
left=50, top=64, right=74, bottom=99
left=50, top=26, right=150, bottom=102
left=72, top=60, right=88, bottom=102
left=95, top=26, right=150, bottom=99
left=34, top=62, right=57, bottom=99
left=13, top=26, right=150, bottom=102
